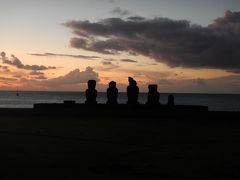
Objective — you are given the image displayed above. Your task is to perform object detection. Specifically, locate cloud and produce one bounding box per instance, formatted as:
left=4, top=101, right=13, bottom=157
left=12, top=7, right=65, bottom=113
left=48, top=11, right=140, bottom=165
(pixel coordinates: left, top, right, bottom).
left=35, top=75, right=47, bottom=80
left=95, top=61, right=120, bottom=71
left=43, top=67, right=99, bottom=86
left=0, top=77, right=17, bottom=82
left=64, top=10, right=240, bottom=73
left=103, top=58, right=137, bottom=63
left=120, top=59, right=138, bottom=63
left=1, top=52, right=56, bottom=71
left=104, top=58, right=117, bottom=62
left=18, top=67, right=100, bottom=91
left=29, top=71, right=47, bottom=80
left=29, top=52, right=99, bottom=60
left=30, top=71, right=45, bottom=76
left=110, top=7, right=130, bottom=16
left=13, top=74, right=22, bottom=78
left=102, top=61, right=112, bottom=65
left=0, top=65, right=10, bottom=72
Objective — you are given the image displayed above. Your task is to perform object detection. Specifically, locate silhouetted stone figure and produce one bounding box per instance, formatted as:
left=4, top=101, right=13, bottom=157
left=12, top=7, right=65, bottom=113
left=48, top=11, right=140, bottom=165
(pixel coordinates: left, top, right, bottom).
left=127, top=77, right=139, bottom=105
left=85, top=80, right=97, bottom=104
left=107, top=81, right=118, bottom=105
left=168, top=94, right=175, bottom=106
left=146, top=84, right=160, bottom=105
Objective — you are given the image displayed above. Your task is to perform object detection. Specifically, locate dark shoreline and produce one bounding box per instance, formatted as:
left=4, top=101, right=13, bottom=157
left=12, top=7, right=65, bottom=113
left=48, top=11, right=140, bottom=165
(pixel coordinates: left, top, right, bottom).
left=0, top=104, right=240, bottom=179
left=0, top=103, right=239, bottom=119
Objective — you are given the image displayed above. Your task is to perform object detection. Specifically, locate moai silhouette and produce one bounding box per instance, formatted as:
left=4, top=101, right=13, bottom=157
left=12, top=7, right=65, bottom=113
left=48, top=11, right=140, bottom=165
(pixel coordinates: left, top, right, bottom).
left=146, top=84, right=160, bottom=105
left=127, top=77, right=139, bottom=105
left=85, top=80, right=97, bottom=104
left=168, top=94, right=175, bottom=106
left=107, top=81, right=118, bottom=105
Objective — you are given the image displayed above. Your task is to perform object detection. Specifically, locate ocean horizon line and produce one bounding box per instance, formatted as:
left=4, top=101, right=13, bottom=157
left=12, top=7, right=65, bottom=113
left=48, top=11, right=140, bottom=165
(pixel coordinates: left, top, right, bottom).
left=0, top=90, right=239, bottom=96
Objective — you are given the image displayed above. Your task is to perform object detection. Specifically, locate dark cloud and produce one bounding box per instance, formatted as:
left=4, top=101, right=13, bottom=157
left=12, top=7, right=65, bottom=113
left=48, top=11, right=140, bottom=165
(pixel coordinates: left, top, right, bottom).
left=0, top=52, right=6, bottom=58
left=30, top=71, right=45, bottom=76
left=1, top=52, right=56, bottom=71
left=110, top=7, right=130, bottom=16
left=102, top=61, right=112, bottom=65
left=64, top=10, right=240, bottom=73
left=95, top=62, right=120, bottom=71
left=103, top=58, right=137, bottom=63
left=120, top=59, right=138, bottom=63
left=127, top=16, right=146, bottom=21
left=104, top=58, right=117, bottom=62
left=29, top=52, right=99, bottom=60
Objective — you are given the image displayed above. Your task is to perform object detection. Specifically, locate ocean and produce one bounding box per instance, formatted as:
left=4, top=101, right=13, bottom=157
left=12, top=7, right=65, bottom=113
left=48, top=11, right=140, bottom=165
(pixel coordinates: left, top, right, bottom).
left=0, top=91, right=239, bottom=111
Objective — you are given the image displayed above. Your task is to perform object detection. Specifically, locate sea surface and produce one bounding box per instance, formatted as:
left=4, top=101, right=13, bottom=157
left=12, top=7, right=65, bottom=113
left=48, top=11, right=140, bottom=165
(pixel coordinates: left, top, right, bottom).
left=0, top=91, right=239, bottom=111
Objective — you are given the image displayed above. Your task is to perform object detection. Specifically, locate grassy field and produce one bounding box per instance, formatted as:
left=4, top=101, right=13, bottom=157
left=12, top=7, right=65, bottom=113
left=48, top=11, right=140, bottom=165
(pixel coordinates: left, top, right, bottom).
left=0, top=111, right=240, bottom=179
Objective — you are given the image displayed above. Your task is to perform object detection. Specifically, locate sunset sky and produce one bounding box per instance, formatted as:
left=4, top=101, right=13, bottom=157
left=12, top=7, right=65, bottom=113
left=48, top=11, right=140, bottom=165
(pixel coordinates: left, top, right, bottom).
left=1, top=0, right=240, bottom=93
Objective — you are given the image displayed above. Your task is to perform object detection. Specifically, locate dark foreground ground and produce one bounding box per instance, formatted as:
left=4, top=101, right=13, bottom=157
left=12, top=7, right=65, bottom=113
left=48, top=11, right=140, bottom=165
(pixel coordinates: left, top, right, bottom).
left=0, top=107, right=240, bottom=179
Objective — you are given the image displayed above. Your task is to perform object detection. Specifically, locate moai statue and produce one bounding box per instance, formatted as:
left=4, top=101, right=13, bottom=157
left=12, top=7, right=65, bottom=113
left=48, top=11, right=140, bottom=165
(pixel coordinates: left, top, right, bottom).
left=146, top=84, right=160, bottom=105
left=168, top=94, right=175, bottom=106
left=85, top=80, right=97, bottom=104
left=107, top=81, right=118, bottom=105
left=127, top=77, right=139, bottom=105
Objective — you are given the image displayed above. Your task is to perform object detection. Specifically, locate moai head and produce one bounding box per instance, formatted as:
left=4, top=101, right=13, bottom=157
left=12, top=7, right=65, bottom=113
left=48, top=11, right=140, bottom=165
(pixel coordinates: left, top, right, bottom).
left=109, top=81, right=116, bottom=88
left=148, top=84, right=158, bottom=93
left=88, top=80, right=96, bottom=89
left=128, top=77, right=137, bottom=86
